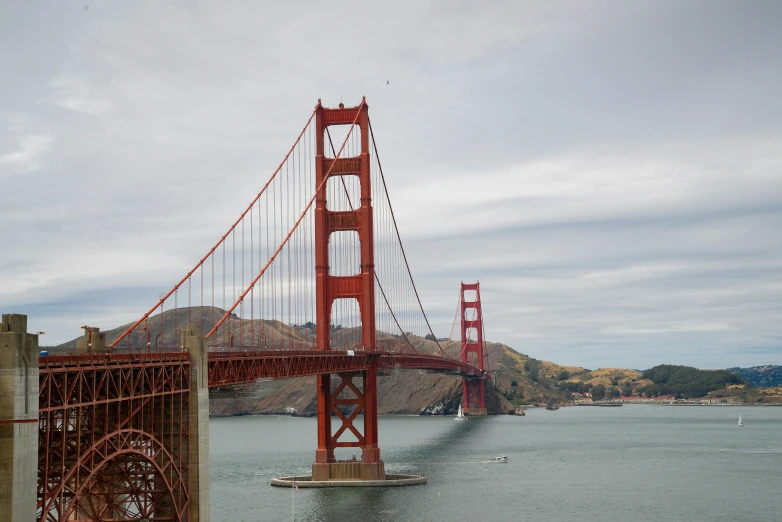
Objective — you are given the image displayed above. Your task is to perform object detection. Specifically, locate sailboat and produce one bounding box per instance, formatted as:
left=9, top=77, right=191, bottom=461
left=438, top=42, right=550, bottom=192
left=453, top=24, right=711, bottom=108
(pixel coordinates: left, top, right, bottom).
left=738, top=413, right=744, bottom=427
left=455, top=403, right=466, bottom=421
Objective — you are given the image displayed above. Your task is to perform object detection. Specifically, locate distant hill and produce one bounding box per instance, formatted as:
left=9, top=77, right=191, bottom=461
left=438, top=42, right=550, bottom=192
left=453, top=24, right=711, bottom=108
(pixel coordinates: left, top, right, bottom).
left=49, top=306, right=560, bottom=415
left=729, top=365, right=782, bottom=387
left=562, top=367, right=647, bottom=387
left=54, top=306, right=313, bottom=351
left=225, top=337, right=578, bottom=416
left=45, top=306, right=774, bottom=410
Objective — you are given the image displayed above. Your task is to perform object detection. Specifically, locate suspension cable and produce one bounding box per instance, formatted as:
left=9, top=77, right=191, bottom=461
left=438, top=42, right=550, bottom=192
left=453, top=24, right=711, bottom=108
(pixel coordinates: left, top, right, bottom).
left=110, top=108, right=317, bottom=348
left=367, top=117, right=450, bottom=358
left=325, top=128, right=419, bottom=355
left=447, top=289, right=461, bottom=341
left=207, top=101, right=365, bottom=338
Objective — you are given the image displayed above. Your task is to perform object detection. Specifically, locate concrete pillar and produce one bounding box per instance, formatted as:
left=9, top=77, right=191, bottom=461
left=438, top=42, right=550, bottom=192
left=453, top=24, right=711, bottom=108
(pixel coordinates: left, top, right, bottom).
left=183, top=324, right=210, bottom=522
left=75, top=326, right=106, bottom=354
left=0, top=314, right=39, bottom=522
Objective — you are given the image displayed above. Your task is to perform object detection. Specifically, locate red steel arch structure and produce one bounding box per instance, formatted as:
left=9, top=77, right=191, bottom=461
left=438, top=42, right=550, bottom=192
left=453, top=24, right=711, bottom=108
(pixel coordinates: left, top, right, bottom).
left=37, top=353, right=193, bottom=522
left=19, top=99, right=492, bottom=522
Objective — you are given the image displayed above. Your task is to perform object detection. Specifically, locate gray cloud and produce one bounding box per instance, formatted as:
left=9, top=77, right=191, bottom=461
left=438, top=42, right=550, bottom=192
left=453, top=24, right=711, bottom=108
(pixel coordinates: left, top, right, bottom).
left=1, top=1, right=780, bottom=368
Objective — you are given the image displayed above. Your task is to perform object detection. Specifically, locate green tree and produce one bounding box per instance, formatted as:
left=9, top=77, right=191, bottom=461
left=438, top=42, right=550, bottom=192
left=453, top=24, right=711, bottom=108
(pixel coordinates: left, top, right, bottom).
left=511, top=380, right=518, bottom=388
left=592, top=384, right=606, bottom=400
left=577, top=382, right=592, bottom=393
left=642, top=365, right=743, bottom=398
left=528, top=365, right=539, bottom=382
left=524, top=360, right=540, bottom=382
left=557, top=370, right=570, bottom=381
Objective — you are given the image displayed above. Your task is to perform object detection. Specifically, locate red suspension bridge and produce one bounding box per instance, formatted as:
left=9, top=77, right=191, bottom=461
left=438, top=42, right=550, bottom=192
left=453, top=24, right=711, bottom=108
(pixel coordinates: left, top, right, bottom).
left=0, top=99, right=490, bottom=522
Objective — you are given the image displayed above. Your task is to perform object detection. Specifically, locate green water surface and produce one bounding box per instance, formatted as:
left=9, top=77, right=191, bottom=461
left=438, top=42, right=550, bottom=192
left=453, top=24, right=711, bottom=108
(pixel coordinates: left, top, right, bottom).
left=210, top=405, right=782, bottom=521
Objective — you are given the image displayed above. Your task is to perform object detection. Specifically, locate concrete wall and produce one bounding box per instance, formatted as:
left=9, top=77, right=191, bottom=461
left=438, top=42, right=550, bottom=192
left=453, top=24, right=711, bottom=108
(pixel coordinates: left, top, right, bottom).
left=0, top=314, right=39, bottom=522
left=183, top=324, right=210, bottom=522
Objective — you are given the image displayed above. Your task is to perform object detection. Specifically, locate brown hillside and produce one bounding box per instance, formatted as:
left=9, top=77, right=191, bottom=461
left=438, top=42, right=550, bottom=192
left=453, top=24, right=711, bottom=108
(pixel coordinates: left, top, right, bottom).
left=53, top=306, right=518, bottom=415
left=562, top=368, right=652, bottom=392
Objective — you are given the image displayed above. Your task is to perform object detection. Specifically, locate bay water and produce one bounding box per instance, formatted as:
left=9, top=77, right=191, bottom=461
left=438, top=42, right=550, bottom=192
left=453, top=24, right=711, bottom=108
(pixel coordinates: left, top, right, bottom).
left=210, top=405, right=782, bottom=521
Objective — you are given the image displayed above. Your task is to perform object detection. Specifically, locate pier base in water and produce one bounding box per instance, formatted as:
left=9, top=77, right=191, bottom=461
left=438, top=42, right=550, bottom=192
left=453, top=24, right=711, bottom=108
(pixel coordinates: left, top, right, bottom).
left=271, top=474, right=427, bottom=488
left=312, top=460, right=386, bottom=481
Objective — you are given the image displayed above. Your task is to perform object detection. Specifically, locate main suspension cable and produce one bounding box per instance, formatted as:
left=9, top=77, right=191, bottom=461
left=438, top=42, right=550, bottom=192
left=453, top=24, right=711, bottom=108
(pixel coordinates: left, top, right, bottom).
left=207, top=101, right=365, bottom=338
left=368, top=117, right=449, bottom=358
left=325, top=128, right=419, bottom=354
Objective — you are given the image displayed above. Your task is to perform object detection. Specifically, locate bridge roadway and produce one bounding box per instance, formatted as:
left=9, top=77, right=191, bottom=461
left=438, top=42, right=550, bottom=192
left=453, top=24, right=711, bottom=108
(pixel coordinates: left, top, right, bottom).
left=37, top=349, right=488, bottom=388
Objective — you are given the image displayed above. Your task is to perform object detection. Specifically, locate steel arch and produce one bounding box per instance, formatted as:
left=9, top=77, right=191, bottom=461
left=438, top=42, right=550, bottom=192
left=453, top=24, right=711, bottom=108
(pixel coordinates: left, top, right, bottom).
left=40, top=428, right=187, bottom=522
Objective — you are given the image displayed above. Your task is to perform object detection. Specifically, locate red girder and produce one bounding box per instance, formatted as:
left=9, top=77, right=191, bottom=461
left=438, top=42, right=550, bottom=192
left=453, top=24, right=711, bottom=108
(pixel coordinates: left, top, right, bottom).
left=206, top=350, right=487, bottom=387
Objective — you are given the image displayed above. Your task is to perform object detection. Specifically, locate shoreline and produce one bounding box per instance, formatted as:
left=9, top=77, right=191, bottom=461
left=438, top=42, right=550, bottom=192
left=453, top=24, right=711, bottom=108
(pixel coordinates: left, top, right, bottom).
left=209, top=402, right=782, bottom=418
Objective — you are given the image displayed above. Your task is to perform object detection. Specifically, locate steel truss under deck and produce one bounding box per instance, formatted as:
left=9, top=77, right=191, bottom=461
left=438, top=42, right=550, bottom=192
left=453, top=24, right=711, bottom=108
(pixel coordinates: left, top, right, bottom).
left=38, top=354, right=191, bottom=522
left=36, top=349, right=485, bottom=521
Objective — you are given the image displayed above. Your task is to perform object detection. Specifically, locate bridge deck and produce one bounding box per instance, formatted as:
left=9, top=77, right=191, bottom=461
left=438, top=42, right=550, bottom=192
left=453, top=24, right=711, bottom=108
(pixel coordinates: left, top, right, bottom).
left=39, top=350, right=486, bottom=388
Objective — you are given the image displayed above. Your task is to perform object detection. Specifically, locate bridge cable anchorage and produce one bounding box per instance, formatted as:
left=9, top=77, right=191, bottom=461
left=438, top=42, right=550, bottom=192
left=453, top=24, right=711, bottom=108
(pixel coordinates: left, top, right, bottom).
left=367, top=117, right=451, bottom=359
left=109, top=108, right=318, bottom=349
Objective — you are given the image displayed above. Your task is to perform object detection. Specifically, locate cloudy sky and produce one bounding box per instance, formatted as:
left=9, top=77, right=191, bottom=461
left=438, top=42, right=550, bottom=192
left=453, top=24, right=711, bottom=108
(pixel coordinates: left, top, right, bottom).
left=2, top=1, right=780, bottom=369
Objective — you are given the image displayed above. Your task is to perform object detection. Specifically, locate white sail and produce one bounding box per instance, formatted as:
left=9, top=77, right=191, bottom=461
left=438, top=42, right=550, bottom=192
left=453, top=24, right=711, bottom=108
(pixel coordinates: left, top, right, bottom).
left=738, top=414, right=743, bottom=426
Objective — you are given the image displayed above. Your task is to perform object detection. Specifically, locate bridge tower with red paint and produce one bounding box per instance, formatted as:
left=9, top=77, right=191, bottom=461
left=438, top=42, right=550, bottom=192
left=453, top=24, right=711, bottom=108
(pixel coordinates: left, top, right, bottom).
left=461, top=282, right=488, bottom=415
left=312, top=99, right=385, bottom=481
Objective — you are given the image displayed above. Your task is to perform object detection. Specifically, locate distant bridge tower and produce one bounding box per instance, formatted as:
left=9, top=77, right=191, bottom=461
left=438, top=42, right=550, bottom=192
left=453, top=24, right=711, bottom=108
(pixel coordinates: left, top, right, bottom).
left=461, top=282, right=488, bottom=415
left=312, top=99, right=385, bottom=481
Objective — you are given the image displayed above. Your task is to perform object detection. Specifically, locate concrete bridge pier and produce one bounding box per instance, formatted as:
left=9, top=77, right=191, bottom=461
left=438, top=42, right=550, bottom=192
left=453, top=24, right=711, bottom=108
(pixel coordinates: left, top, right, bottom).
left=76, top=326, right=107, bottom=354
left=183, top=324, right=211, bottom=522
left=0, top=314, right=39, bottom=522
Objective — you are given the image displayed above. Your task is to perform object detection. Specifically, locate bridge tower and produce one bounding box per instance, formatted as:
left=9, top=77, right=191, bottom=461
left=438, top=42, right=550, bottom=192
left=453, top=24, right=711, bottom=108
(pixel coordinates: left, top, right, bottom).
left=312, top=99, right=385, bottom=481
left=461, top=282, right=488, bottom=415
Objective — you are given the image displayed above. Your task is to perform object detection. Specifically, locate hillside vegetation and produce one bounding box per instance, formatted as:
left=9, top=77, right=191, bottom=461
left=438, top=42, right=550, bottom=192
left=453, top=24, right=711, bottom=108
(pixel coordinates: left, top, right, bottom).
left=729, top=365, right=782, bottom=387
left=641, top=365, right=743, bottom=398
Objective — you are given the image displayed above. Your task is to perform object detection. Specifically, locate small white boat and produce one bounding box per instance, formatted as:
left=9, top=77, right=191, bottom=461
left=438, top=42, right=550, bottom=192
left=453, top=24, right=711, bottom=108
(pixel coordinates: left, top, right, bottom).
left=738, top=414, right=744, bottom=427
left=488, top=456, right=508, bottom=463
left=455, top=403, right=466, bottom=421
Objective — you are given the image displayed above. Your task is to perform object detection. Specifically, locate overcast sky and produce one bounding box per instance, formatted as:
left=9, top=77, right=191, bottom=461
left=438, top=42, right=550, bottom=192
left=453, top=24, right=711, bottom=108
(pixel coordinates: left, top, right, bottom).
left=2, top=1, right=780, bottom=369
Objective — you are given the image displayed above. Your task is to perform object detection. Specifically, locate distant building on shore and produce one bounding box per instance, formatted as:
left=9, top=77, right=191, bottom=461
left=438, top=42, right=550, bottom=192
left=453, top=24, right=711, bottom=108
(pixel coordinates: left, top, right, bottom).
left=618, top=395, right=675, bottom=403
